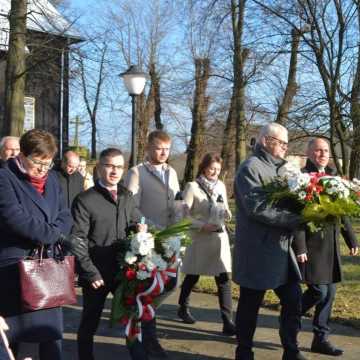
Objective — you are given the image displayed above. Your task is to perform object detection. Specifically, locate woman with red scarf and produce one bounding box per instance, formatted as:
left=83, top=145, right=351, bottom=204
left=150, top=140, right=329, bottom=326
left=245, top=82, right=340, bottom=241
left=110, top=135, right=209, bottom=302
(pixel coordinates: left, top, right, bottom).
left=0, top=129, right=72, bottom=360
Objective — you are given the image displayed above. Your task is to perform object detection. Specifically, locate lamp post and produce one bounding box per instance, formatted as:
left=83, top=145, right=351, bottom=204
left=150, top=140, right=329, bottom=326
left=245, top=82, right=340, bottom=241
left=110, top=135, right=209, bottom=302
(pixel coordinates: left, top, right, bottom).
left=120, top=65, right=147, bottom=168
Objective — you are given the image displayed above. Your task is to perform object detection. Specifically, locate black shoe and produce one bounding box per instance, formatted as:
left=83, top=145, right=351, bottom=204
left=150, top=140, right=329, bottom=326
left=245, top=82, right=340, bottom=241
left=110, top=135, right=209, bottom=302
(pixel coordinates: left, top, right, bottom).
left=143, top=338, right=168, bottom=358
left=311, top=339, right=344, bottom=356
left=177, top=306, right=196, bottom=324
left=222, top=321, right=236, bottom=336
left=282, top=350, right=307, bottom=360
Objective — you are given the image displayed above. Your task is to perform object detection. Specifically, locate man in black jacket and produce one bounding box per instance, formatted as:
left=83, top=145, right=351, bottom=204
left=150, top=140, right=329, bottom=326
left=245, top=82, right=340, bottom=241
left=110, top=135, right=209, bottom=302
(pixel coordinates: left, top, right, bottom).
left=71, top=148, right=147, bottom=360
left=294, top=138, right=358, bottom=356
left=55, top=150, right=84, bottom=208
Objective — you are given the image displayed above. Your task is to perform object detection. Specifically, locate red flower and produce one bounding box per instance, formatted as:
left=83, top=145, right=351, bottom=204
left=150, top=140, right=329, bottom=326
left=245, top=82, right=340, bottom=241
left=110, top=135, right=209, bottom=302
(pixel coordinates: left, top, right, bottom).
left=136, top=283, right=146, bottom=293
left=138, top=263, right=146, bottom=271
left=125, top=295, right=136, bottom=305
left=305, top=194, right=313, bottom=202
left=125, top=269, right=137, bottom=280
left=142, top=295, right=153, bottom=305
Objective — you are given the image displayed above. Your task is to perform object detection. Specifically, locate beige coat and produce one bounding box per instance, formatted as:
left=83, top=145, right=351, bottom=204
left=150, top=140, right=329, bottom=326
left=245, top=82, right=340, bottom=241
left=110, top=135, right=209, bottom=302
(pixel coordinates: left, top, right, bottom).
left=125, top=163, right=180, bottom=229
left=181, top=180, right=232, bottom=276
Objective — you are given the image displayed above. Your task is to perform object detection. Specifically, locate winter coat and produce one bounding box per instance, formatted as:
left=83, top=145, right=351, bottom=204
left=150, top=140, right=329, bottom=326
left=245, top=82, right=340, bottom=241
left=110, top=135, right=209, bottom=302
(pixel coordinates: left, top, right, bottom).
left=71, top=181, right=142, bottom=287
left=181, top=180, right=232, bottom=275
left=233, top=145, right=302, bottom=290
left=292, top=159, right=358, bottom=284
left=55, top=168, right=84, bottom=209
left=0, top=159, right=72, bottom=344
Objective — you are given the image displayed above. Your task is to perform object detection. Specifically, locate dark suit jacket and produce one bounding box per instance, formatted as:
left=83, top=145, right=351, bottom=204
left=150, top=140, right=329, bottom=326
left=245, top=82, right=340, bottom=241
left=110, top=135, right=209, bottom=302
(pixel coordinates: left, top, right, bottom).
left=293, top=160, right=358, bottom=284
left=71, top=182, right=142, bottom=287
left=0, top=159, right=72, bottom=343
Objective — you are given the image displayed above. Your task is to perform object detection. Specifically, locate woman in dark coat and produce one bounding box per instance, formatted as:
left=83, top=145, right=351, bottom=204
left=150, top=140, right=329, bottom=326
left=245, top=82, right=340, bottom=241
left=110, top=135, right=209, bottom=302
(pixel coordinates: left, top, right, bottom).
left=0, top=129, right=72, bottom=360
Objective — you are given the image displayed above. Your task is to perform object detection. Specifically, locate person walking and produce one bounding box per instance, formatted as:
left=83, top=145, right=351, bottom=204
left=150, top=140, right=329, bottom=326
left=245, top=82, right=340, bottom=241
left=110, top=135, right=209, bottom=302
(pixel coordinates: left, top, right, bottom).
left=71, top=148, right=147, bottom=360
left=0, top=129, right=73, bottom=360
left=177, top=152, right=235, bottom=336
left=294, top=138, right=358, bottom=356
left=125, top=130, right=180, bottom=358
left=233, top=122, right=305, bottom=360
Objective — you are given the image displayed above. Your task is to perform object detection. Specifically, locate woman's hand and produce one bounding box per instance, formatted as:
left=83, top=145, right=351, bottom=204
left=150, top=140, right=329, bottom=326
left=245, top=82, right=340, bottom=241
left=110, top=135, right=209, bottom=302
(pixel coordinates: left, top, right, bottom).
left=201, top=223, right=219, bottom=232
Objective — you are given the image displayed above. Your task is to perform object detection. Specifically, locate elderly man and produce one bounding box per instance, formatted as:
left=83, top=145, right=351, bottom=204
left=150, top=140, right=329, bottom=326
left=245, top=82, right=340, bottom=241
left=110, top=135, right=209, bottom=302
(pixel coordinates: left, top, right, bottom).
left=0, top=136, right=20, bottom=163
left=293, top=138, right=358, bottom=356
left=233, top=123, right=305, bottom=360
left=55, top=150, right=84, bottom=208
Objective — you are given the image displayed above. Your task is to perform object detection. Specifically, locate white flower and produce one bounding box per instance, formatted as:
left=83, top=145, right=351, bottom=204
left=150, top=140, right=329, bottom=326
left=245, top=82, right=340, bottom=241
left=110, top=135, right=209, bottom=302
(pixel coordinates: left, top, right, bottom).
left=124, top=251, right=137, bottom=265
left=150, top=253, right=168, bottom=271
left=136, top=270, right=152, bottom=280
left=278, top=162, right=302, bottom=178
left=287, top=173, right=311, bottom=192
left=297, top=191, right=307, bottom=200
left=131, top=232, right=155, bottom=256
left=143, top=255, right=156, bottom=271
left=162, top=236, right=182, bottom=258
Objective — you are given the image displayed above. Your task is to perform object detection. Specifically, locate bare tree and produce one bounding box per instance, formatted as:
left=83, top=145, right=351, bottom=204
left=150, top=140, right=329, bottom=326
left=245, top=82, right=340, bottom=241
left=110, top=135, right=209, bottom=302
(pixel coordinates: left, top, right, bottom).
left=74, top=41, right=108, bottom=159
left=183, top=57, right=211, bottom=183
left=4, top=0, right=27, bottom=136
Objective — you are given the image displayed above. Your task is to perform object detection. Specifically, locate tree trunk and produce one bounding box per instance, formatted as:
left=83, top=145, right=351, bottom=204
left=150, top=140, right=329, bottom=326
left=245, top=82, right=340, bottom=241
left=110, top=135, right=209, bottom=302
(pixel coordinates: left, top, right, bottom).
left=136, top=62, right=162, bottom=163
left=183, top=58, right=210, bottom=184
left=275, top=28, right=302, bottom=125
left=221, top=94, right=236, bottom=179
left=232, top=0, right=248, bottom=169
left=349, top=3, right=360, bottom=179
left=4, top=0, right=27, bottom=136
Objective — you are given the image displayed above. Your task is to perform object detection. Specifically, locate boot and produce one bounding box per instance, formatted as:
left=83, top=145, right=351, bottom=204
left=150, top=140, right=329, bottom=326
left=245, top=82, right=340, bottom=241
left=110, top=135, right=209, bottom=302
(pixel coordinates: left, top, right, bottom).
left=177, top=305, right=196, bottom=324
left=217, top=273, right=235, bottom=335
left=222, top=318, right=236, bottom=336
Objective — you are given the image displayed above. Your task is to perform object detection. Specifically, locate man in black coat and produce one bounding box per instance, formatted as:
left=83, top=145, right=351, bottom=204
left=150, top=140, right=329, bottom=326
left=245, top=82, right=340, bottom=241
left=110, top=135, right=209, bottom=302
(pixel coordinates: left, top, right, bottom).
left=293, top=138, right=358, bottom=356
left=71, top=148, right=147, bottom=360
left=55, top=150, right=84, bottom=208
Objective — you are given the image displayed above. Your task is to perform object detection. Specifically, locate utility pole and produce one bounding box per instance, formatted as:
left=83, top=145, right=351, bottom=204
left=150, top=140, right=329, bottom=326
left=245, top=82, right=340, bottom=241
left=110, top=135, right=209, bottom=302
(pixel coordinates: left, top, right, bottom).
left=70, top=115, right=85, bottom=147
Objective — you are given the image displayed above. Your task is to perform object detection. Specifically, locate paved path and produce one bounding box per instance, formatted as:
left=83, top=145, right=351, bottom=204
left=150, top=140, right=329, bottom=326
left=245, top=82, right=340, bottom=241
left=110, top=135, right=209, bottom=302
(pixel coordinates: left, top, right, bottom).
left=19, top=289, right=360, bottom=359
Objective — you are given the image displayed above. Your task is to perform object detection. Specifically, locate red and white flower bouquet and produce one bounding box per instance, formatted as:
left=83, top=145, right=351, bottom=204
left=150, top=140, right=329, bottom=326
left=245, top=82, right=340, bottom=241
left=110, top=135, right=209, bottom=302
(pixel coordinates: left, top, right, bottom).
left=110, top=220, right=191, bottom=345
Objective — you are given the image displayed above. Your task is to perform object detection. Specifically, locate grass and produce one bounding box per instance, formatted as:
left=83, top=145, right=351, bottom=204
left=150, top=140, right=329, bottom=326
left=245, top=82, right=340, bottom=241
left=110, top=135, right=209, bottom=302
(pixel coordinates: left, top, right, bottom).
left=191, top=203, right=360, bottom=329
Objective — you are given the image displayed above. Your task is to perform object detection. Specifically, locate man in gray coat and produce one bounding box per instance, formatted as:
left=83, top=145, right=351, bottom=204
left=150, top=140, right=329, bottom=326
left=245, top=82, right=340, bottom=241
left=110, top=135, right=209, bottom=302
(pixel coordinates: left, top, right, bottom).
left=233, top=123, right=305, bottom=360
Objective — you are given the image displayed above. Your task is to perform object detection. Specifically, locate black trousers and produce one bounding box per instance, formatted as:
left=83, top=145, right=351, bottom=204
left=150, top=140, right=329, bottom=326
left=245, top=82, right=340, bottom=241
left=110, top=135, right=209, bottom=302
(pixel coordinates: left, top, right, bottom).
left=178, top=273, right=233, bottom=324
left=9, top=340, right=62, bottom=360
left=235, top=282, right=302, bottom=360
left=77, top=285, right=154, bottom=360
left=302, top=283, right=336, bottom=341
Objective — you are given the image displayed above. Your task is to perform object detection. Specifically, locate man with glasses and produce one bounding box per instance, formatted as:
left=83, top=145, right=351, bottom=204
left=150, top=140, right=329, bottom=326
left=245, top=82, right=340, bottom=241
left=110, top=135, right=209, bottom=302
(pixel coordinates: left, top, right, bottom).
left=55, top=150, right=84, bottom=208
left=71, top=148, right=147, bottom=360
left=125, top=130, right=180, bottom=358
left=234, top=122, right=305, bottom=360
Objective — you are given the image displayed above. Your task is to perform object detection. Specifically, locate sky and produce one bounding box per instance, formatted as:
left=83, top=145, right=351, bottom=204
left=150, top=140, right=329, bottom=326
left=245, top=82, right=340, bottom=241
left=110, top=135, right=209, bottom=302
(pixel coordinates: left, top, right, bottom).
left=59, top=0, right=191, bottom=155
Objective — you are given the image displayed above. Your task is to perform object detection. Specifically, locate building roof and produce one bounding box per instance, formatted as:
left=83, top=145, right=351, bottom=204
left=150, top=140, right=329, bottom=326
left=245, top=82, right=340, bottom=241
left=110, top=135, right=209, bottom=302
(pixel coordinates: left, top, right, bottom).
left=0, top=0, right=82, bottom=51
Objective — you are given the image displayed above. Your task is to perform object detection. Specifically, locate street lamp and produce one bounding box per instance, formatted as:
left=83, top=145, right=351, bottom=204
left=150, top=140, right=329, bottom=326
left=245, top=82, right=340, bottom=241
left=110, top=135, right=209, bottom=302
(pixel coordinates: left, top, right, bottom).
left=120, top=65, right=147, bottom=168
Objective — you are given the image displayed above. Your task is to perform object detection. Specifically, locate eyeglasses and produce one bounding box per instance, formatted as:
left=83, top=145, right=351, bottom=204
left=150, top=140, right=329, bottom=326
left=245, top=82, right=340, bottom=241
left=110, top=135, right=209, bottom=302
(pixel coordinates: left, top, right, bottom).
left=27, top=156, right=54, bottom=170
left=101, top=163, right=124, bottom=171
left=266, top=136, right=288, bottom=148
